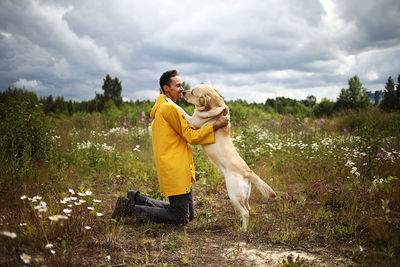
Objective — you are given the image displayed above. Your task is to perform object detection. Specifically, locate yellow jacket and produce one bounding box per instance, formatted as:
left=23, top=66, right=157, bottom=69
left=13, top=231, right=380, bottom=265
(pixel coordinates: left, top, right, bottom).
left=150, top=95, right=215, bottom=197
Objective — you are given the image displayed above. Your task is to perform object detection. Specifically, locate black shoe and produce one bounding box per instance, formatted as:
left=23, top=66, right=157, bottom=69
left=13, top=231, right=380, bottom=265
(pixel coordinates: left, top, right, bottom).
left=127, top=190, right=140, bottom=205
left=112, top=196, right=130, bottom=219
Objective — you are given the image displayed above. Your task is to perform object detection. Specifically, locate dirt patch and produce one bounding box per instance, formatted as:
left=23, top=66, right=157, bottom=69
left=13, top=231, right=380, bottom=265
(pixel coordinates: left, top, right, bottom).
left=223, top=241, right=353, bottom=266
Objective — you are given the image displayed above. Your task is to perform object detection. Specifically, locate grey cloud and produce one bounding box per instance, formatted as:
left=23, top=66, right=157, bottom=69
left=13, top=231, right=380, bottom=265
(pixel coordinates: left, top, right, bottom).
left=0, top=0, right=399, bottom=103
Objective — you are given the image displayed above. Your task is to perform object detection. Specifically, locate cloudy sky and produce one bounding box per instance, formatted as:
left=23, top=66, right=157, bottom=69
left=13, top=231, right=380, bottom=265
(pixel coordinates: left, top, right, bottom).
left=1, top=0, right=399, bottom=103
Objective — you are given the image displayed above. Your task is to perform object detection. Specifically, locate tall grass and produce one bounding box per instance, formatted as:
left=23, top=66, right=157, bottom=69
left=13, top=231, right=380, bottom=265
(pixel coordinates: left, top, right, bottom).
left=0, top=105, right=399, bottom=265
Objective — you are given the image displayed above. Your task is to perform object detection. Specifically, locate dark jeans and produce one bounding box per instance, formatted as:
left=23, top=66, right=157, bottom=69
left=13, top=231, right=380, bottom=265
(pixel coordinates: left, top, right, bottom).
left=133, top=190, right=194, bottom=225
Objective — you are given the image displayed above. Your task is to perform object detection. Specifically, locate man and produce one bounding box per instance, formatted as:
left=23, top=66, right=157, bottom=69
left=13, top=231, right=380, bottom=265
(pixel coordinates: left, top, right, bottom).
left=112, top=70, right=229, bottom=225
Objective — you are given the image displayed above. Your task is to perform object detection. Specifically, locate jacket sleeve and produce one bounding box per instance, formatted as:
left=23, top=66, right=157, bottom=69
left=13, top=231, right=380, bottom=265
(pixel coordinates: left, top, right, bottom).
left=160, top=103, right=215, bottom=145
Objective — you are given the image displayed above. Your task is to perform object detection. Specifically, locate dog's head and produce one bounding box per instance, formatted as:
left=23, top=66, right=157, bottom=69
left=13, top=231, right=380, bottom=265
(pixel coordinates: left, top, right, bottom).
left=183, top=84, right=225, bottom=111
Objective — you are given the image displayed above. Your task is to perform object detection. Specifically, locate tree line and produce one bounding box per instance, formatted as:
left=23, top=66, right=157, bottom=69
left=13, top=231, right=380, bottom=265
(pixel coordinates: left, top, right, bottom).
left=1, top=73, right=400, bottom=118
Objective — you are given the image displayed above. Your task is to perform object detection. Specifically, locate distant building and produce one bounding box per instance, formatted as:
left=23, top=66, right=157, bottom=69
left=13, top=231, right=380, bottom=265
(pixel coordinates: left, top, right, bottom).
left=367, top=90, right=384, bottom=105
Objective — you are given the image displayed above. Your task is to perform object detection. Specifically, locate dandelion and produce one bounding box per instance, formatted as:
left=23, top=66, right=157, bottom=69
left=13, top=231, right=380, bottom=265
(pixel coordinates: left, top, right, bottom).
left=1, top=231, right=17, bottom=239
left=84, top=226, right=91, bottom=230
left=96, top=212, right=103, bottom=217
left=20, top=253, right=31, bottom=264
left=93, top=199, right=102, bottom=203
left=20, top=195, right=28, bottom=200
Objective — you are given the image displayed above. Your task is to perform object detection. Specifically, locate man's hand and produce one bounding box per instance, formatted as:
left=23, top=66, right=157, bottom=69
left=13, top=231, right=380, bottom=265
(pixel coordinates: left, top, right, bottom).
left=213, top=110, right=230, bottom=131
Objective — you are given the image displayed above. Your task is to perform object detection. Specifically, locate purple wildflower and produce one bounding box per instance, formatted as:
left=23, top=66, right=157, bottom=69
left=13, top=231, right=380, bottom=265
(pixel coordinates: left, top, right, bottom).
left=123, top=121, right=127, bottom=128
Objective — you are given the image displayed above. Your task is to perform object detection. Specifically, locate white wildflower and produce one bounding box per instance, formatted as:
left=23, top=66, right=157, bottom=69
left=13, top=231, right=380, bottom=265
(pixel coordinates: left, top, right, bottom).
left=93, top=199, right=102, bottom=203
left=84, top=226, right=91, bottom=230
left=87, top=207, right=94, bottom=211
left=20, top=253, right=31, bottom=264
left=20, top=195, right=27, bottom=200
left=45, top=243, right=53, bottom=249
left=63, top=209, right=72, bottom=214
left=96, top=212, right=103, bottom=217
left=85, top=190, right=92, bottom=196
left=48, top=215, right=59, bottom=222
left=69, top=189, right=75, bottom=195
left=1, top=231, right=17, bottom=239
left=57, top=215, right=68, bottom=220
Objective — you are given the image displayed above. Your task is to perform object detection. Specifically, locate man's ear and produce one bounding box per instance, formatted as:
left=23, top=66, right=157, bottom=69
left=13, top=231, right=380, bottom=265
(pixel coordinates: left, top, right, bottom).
left=162, top=84, right=169, bottom=94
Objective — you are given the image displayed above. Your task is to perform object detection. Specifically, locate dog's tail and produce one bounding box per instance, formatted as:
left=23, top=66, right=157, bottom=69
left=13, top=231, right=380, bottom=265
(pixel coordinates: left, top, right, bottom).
left=248, top=171, right=276, bottom=199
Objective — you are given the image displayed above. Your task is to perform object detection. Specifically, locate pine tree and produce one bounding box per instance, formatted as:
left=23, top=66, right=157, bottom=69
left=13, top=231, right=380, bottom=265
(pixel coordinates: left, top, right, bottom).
left=380, top=76, right=398, bottom=110
left=102, top=74, right=122, bottom=108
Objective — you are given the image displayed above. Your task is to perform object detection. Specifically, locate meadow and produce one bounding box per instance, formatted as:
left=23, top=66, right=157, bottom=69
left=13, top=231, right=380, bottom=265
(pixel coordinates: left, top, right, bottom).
left=1, top=102, right=399, bottom=266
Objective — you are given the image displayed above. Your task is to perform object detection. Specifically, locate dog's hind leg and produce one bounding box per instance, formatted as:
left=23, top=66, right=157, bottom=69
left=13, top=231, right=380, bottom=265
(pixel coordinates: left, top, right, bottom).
left=229, top=196, right=249, bottom=232
left=244, top=181, right=251, bottom=213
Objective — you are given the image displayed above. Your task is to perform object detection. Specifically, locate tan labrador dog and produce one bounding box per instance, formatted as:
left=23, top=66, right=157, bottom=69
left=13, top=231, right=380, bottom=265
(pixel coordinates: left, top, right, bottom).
left=181, top=84, right=276, bottom=231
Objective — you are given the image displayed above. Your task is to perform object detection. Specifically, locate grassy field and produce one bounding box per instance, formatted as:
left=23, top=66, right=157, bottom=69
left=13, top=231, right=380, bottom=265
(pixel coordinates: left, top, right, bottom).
left=1, top=108, right=400, bottom=266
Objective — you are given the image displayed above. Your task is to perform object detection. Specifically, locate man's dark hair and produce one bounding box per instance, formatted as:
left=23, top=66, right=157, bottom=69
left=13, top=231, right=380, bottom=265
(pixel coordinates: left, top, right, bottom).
left=159, top=70, right=179, bottom=93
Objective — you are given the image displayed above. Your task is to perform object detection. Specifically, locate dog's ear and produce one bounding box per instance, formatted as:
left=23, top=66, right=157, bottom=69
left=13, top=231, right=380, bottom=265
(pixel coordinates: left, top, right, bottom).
left=200, top=94, right=211, bottom=111
left=214, top=88, right=222, bottom=97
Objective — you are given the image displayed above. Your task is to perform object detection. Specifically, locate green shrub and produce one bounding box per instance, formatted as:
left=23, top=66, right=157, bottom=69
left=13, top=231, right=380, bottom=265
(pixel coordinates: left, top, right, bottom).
left=0, top=88, right=55, bottom=171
